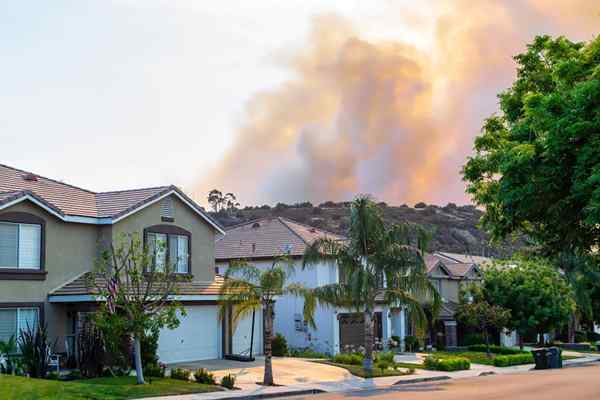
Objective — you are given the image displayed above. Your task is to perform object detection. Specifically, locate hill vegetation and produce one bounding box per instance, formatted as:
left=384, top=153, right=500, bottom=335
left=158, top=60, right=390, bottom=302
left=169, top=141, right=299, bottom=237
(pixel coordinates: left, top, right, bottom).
left=210, top=201, right=525, bottom=257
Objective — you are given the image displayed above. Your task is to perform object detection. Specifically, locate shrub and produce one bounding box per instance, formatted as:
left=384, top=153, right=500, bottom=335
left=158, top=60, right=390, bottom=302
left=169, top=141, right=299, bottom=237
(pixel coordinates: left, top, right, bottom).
left=462, top=333, right=485, bottom=346
left=170, top=367, right=191, bottom=381
left=375, top=359, right=391, bottom=373
left=288, top=348, right=328, bottom=359
left=271, top=334, right=288, bottom=357
left=424, top=356, right=470, bottom=371
left=141, top=328, right=160, bottom=367
left=467, top=344, right=526, bottom=355
left=144, top=362, right=166, bottom=378
left=19, top=323, right=55, bottom=378
left=77, top=324, right=106, bottom=378
left=221, top=373, right=236, bottom=389
left=404, top=335, right=420, bottom=352
left=493, top=354, right=534, bottom=367
left=194, top=368, right=216, bottom=384
left=374, top=351, right=395, bottom=363
left=333, top=352, right=363, bottom=365
left=0, top=336, right=20, bottom=375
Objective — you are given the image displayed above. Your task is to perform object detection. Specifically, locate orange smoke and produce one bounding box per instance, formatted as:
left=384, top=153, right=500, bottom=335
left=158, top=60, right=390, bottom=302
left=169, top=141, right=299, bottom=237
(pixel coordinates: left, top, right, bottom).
left=197, top=2, right=598, bottom=206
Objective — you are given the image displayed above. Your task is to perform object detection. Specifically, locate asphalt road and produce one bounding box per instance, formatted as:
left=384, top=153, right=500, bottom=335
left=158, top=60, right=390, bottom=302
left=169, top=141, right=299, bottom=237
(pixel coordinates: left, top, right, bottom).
left=286, top=364, right=600, bottom=400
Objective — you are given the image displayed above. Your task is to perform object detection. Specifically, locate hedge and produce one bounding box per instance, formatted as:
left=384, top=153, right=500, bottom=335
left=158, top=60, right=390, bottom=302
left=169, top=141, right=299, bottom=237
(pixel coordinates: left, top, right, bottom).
left=424, top=356, right=470, bottom=371
left=332, top=353, right=363, bottom=366
left=492, top=353, right=534, bottom=367
left=467, top=345, right=526, bottom=355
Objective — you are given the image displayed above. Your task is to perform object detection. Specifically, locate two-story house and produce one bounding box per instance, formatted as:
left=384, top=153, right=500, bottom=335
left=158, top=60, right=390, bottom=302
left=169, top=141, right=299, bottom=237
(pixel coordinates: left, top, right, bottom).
left=0, top=164, right=260, bottom=364
left=215, top=217, right=487, bottom=354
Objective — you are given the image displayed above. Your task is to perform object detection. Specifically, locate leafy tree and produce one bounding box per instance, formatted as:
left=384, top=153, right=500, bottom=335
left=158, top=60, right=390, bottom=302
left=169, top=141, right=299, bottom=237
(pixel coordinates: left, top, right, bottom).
left=207, top=189, right=239, bottom=214
left=462, top=35, right=600, bottom=254
left=89, top=233, right=190, bottom=384
left=302, top=195, right=440, bottom=374
left=219, top=256, right=313, bottom=386
left=456, top=285, right=511, bottom=356
left=482, top=258, right=575, bottom=347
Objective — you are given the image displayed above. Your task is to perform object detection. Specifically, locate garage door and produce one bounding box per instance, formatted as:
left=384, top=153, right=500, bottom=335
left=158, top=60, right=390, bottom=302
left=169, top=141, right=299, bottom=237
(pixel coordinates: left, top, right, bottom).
left=232, top=310, right=263, bottom=355
left=158, top=306, right=220, bottom=364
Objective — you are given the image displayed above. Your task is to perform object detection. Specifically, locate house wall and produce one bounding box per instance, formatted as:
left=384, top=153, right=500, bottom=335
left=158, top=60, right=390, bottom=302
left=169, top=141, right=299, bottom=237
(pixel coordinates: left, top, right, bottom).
left=112, top=195, right=216, bottom=282
left=0, top=201, right=98, bottom=344
left=216, top=258, right=340, bottom=355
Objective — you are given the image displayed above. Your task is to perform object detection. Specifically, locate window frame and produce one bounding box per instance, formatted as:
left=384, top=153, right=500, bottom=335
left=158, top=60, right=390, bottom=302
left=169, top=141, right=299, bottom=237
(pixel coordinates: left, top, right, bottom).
left=0, top=303, right=44, bottom=344
left=0, top=212, right=46, bottom=280
left=143, top=225, right=191, bottom=275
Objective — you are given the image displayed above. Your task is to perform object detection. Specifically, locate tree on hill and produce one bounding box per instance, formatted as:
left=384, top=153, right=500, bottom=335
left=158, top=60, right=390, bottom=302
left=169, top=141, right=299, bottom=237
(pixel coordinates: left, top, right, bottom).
left=208, top=189, right=240, bottom=214
left=462, top=35, right=600, bottom=255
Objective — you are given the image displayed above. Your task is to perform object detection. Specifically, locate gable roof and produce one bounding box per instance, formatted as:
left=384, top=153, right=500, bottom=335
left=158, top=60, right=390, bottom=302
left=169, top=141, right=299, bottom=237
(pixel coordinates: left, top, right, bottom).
left=0, top=163, right=224, bottom=233
left=215, top=217, right=346, bottom=261
left=434, top=251, right=491, bottom=266
left=427, top=251, right=485, bottom=279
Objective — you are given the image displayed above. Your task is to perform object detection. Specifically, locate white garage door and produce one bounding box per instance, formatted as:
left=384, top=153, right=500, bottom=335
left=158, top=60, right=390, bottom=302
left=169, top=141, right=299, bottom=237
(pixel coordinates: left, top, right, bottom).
left=232, top=310, right=263, bottom=355
left=158, top=306, right=220, bottom=364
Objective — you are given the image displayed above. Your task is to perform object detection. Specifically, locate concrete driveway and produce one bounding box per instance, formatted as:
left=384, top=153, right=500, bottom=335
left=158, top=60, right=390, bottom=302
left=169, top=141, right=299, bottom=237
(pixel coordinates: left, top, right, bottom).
left=169, top=357, right=357, bottom=387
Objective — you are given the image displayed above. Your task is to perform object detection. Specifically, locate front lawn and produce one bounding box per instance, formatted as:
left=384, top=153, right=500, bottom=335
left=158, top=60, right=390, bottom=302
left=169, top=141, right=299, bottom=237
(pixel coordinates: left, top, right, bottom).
left=313, top=360, right=415, bottom=378
left=0, top=375, right=221, bottom=400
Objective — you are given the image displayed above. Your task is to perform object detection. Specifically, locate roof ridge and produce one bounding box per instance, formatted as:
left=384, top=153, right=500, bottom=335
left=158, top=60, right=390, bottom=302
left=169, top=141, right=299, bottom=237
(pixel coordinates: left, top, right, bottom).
left=223, top=216, right=279, bottom=231
left=96, top=185, right=173, bottom=195
left=278, top=216, right=346, bottom=239
left=277, top=217, right=313, bottom=245
left=0, top=163, right=96, bottom=194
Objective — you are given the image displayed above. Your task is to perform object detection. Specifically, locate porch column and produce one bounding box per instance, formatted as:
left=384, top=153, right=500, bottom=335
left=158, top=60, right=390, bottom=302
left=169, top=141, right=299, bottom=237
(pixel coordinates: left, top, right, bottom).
left=332, top=310, right=340, bottom=355
left=443, top=320, right=458, bottom=348
left=382, top=307, right=392, bottom=349
left=399, top=308, right=406, bottom=352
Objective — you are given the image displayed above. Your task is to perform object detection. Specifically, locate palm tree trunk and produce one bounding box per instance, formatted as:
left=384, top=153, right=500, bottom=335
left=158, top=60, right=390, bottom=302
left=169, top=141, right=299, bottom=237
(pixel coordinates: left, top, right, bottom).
left=133, top=335, right=145, bottom=384
left=263, top=303, right=274, bottom=386
left=363, top=309, right=374, bottom=374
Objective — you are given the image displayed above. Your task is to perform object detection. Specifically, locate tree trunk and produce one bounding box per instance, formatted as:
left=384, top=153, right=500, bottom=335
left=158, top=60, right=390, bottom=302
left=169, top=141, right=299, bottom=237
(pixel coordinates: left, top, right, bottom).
left=568, top=314, right=576, bottom=343
left=263, top=303, right=274, bottom=386
left=363, top=309, right=374, bottom=374
left=484, top=329, right=491, bottom=358
left=518, top=332, right=524, bottom=350
left=133, top=335, right=145, bottom=385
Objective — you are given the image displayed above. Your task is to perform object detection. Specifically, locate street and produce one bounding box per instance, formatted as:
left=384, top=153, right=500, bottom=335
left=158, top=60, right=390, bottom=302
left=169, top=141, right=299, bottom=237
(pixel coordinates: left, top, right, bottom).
left=285, top=364, right=600, bottom=400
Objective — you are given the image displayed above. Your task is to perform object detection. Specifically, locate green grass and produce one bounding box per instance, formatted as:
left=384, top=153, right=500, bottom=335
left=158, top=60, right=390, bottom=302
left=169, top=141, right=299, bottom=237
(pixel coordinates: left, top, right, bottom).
left=313, top=360, right=416, bottom=378
left=0, top=375, right=221, bottom=400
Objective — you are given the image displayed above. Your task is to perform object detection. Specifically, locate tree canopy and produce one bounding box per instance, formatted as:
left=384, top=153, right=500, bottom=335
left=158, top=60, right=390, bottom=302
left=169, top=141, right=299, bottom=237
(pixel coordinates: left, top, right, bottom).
left=482, top=258, right=575, bottom=344
left=462, top=35, right=600, bottom=254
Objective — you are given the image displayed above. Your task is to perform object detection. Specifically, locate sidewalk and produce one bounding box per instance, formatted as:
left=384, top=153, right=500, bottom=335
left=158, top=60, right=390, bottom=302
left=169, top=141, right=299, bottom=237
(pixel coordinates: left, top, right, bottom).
left=138, top=354, right=600, bottom=400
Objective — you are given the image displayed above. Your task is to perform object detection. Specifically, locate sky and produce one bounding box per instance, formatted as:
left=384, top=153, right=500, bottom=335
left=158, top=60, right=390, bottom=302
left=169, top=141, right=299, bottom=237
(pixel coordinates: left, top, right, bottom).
left=1, top=1, right=598, bottom=207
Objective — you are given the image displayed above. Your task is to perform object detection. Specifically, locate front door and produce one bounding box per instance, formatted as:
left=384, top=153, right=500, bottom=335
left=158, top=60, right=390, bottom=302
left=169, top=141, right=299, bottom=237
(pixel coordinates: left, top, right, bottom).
left=338, top=312, right=382, bottom=350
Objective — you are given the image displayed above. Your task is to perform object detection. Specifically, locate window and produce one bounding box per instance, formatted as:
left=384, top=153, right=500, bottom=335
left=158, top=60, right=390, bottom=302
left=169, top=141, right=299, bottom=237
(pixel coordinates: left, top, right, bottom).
left=145, top=227, right=190, bottom=274
left=0, top=307, right=39, bottom=343
left=0, top=222, right=41, bottom=269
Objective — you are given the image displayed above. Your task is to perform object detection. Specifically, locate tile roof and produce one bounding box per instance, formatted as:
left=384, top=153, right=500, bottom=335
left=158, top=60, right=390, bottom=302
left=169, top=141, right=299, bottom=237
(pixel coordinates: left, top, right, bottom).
left=49, top=272, right=226, bottom=297
left=427, top=252, right=484, bottom=279
left=0, top=164, right=222, bottom=231
left=215, top=217, right=346, bottom=261
left=434, top=251, right=492, bottom=266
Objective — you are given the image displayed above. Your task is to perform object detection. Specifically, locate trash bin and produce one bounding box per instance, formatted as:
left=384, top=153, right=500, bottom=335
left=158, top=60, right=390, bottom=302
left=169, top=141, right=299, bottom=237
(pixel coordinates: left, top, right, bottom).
left=531, top=348, right=549, bottom=369
left=547, top=347, right=562, bottom=369
left=532, top=347, right=562, bottom=369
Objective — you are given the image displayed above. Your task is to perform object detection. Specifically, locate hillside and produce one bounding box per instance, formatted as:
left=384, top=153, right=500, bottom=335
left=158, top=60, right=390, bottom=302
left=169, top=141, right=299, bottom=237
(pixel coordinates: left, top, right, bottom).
left=211, top=202, right=525, bottom=258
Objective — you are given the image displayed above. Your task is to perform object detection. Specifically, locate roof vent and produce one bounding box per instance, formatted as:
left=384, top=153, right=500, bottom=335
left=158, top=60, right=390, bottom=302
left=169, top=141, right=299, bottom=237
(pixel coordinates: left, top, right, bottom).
left=23, top=173, right=38, bottom=182
left=252, top=222, right=260, bottom=229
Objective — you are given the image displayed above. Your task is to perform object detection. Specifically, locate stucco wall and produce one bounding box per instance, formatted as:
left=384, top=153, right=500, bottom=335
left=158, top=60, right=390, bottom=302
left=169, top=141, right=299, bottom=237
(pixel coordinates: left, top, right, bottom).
left=0, top=201, right=98, bottom=341
left=112, top=195, right=216, bottom=282
left=217, top=258, right=340, bottom=354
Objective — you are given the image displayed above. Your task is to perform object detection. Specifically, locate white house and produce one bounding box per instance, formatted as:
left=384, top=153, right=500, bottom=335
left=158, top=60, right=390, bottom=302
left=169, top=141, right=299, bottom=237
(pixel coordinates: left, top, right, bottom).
left=215, top=217, right=408, bottom=355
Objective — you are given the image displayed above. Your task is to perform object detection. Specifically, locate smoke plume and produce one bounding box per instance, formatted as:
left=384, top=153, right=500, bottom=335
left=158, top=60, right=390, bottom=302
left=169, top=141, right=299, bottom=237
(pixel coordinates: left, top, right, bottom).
left=197, top=1, right=598, bottom=206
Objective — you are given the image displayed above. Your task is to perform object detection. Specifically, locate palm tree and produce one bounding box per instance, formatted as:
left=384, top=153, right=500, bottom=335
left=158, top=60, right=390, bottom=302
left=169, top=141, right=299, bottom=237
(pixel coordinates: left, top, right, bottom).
left=302, top=195, right=441, bottom=373
left=219, top=256, right=312, bottom=386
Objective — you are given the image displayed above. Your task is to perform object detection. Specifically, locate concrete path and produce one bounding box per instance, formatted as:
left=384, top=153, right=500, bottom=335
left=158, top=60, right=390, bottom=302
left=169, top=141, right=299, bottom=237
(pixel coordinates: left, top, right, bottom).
left=140, top=354, right=600, bottom=400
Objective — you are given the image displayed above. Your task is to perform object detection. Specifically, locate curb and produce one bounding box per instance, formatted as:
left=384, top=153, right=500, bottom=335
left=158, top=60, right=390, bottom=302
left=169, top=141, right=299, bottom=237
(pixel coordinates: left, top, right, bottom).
left=393, top=375, right=451, bottom=385
left=209, top=389, right=326, bottom=400
left=563, top=358, right=600, bottom=369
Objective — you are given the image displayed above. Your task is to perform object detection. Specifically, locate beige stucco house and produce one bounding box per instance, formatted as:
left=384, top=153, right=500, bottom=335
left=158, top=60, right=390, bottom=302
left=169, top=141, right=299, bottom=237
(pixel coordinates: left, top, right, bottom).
left=0, top=163, right=261, bottom=364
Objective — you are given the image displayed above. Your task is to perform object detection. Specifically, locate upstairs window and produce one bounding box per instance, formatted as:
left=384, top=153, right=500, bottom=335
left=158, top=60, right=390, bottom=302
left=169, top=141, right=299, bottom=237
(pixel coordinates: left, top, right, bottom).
left=145, top=226, right=190, bottom=274
left=0, top=222, right=41, bottom=269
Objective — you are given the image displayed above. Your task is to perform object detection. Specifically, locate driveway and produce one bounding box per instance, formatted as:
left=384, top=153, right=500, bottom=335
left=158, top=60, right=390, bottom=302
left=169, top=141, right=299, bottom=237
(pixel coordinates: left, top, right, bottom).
left=169, top=357, right=357, bottom=387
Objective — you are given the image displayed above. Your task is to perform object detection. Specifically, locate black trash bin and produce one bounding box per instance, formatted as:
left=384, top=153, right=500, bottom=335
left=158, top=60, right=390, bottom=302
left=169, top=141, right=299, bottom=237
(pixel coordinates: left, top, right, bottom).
left=532, top=348, right=549, bottom=369
left=547, top=347, right=562, bottom=369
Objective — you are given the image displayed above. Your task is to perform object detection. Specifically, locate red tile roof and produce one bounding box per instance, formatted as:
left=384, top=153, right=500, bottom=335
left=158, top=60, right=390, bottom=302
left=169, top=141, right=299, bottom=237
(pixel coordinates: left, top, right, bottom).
left=0, top=164, right=221, bottom=230
left=215, top=217, right=346, bottom=261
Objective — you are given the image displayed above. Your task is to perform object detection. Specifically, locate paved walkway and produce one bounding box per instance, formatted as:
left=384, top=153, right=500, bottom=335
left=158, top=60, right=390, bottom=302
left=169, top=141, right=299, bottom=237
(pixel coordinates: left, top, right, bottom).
left=139, top=353, right=600, bottom=400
